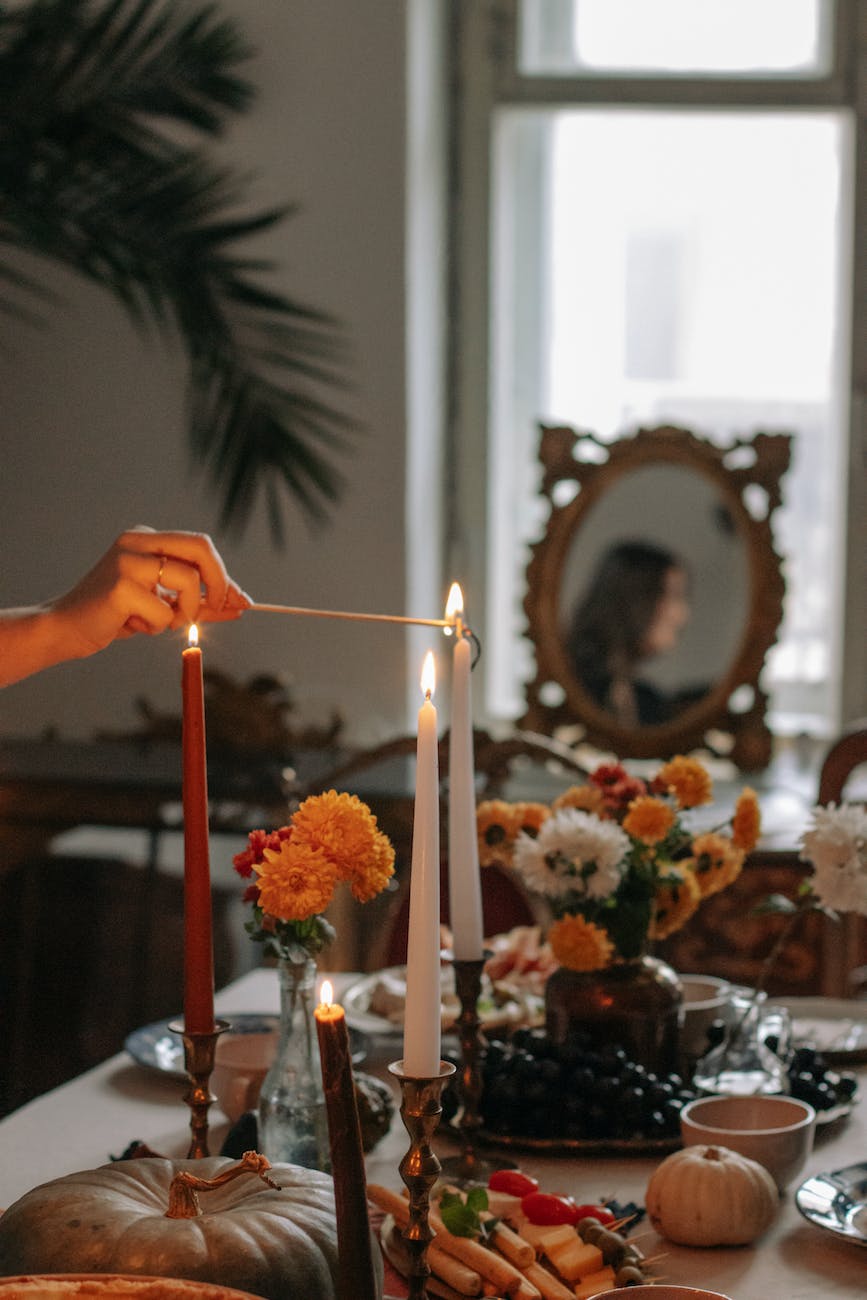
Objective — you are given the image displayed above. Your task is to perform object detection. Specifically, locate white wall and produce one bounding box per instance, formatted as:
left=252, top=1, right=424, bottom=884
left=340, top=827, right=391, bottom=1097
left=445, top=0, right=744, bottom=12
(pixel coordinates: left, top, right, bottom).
left=0, top=1, right=425, bottom=746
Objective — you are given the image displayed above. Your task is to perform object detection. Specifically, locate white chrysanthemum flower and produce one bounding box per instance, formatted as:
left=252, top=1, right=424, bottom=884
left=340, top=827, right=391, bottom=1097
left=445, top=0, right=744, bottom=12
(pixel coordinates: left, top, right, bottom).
left=801, top=803, right=867, bottom=916
left=512, top=807, right=629, bottom=900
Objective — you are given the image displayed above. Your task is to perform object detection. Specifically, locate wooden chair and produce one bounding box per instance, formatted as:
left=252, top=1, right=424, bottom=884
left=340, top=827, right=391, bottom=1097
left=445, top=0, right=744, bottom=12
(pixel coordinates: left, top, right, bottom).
left=818, top=719, right=867, bottom=804
left=295, top=727, right=588, bottom=971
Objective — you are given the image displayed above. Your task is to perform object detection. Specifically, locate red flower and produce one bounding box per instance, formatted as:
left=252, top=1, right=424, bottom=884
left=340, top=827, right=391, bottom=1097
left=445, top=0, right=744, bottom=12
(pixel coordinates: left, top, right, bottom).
left=589, top=763, right=647, bottom=813
left=233, top=826, right=293, bottom=877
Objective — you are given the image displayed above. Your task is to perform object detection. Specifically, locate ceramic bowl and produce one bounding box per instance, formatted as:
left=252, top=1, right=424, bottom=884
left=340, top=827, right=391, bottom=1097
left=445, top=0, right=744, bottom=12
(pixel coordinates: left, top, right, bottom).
left=604, top=1289, right=733, bottom=1299
left=680, top=1093, right=816, bottom=1190
left=211, top=1029, right=277, bottom=1122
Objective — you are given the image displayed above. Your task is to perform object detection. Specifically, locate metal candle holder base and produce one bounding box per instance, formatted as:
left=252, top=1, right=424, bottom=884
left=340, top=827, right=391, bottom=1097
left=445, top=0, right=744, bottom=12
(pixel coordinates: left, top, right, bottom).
left=389, top=1059, right=456, bottom=1300
left=169, top=1018, right=230, bottom=1158
left=438, top=956, right=514, bottom=1183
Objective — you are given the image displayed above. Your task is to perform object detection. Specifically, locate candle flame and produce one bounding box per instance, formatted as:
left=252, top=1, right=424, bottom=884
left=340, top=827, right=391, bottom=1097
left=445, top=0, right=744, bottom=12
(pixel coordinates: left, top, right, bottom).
left=445, top=582, right=464, bottom=621
left=320, top=978, right=333, bottom=1007
left=420, top=650, right=436, bottom=699
left=188, top=623, right=199, bottom=648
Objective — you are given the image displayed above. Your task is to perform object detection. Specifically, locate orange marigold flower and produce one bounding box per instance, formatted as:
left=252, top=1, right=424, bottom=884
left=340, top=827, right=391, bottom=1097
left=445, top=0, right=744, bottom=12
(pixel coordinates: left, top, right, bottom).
left=649, top=863, right=701, bottom=939
left=690, top=832, right=745, bottom=897
left=350, top=830, right=396, bottom=903
left=732, top=787, right=761, bottom=852
left=552, top=784, right=606, bottom=816
left=548, top=913, right=614, bottom=972
left=622, top=796, right=676, bottom=845
left=255, top=840, right=337, bottom=920
left=476, top=800, right=519, bottom=867
left=290, top=789, right=382, bottom=881
left=656, top=756, right=713, bottom=809
left=514, top=801, right=551, bottom=838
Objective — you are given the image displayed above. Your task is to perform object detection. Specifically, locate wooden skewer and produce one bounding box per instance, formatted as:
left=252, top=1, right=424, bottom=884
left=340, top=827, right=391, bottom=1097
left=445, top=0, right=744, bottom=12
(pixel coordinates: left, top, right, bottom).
left=251, top=601, right=456, bottom=629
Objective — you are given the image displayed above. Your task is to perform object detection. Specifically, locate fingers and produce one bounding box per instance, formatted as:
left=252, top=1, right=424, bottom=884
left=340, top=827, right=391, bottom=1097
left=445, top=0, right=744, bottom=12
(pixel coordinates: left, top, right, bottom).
left=117, top=528, right=237, bottom=615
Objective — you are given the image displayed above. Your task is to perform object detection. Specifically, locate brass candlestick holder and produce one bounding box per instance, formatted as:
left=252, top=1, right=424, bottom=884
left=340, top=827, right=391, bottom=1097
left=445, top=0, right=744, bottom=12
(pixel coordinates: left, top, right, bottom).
left=169, top=1018, right=230, bottom=1158
left=438, top=956, right=513, bottom=1183
left=389, top=1059, right=456, bottom=1300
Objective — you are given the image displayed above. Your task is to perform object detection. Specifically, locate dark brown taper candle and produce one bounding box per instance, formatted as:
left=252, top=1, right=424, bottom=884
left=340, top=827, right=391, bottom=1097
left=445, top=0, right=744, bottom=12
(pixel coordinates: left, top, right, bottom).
left=315, top=988, right=379, bottom=1300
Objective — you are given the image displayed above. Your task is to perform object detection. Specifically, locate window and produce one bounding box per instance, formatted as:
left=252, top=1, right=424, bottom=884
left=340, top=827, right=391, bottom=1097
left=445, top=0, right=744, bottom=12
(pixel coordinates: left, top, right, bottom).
left=450, top=0, right=861, bottom=741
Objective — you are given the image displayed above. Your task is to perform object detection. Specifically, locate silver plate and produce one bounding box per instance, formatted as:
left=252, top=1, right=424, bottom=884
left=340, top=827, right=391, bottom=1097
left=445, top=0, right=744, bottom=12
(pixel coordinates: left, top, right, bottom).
left=796, top=1162, right=867, bottom=1246
left=125, top=1013, right=366, bottom=1079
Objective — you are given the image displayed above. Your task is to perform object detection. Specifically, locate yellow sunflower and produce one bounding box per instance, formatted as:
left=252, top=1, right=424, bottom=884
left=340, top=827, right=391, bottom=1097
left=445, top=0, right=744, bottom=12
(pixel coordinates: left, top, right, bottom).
left=290, top=789, right=382, bottom=881
left=656, top=756, right=713, bottom=809
left=689, top=831, right=745, bottom=898
left=548, top=913, right=614, bottom=971
left=513, top=801, right=551, bottom=838
left=622, top=795, right=676, bottom=845
left=552, top=784, right=606, bottom=816
left=476, top=799, right=519, bottom=867
left=649, top=863, right=701, bottom=939
left=731, top=787, right=761, bottom=853
left=256, top=840, right=338, bottom=920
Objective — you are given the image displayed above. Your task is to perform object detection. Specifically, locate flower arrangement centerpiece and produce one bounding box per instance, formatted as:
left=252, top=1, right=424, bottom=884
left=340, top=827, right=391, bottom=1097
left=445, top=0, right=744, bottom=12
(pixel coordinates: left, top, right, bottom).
left=476, top=758, right=761, bottom=1069
left=233, top=788, right=396, bottom=962
left=232, top=790, right=395, bottom=1169
left=478, top=757, right=760, bottom=970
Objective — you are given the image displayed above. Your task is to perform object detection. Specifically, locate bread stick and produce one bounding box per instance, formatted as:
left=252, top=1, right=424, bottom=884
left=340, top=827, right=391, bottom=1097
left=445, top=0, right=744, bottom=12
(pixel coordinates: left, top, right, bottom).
left=429, top=1208, right=539, bottom=1298
left=480, top=1212, right=535, bottom=1268
left=520, top=1259, right=577, bottom=1300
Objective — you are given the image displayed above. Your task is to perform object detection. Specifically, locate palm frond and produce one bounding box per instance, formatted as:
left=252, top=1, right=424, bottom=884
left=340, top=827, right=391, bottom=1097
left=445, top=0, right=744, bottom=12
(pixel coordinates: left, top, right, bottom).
left=0, top=0, right=355, bottom=542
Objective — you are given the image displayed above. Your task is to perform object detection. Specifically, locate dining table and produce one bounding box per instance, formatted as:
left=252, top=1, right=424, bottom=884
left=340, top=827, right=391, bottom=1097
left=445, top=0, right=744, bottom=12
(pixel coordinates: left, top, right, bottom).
left=0, top=965, right=864, bottom=1300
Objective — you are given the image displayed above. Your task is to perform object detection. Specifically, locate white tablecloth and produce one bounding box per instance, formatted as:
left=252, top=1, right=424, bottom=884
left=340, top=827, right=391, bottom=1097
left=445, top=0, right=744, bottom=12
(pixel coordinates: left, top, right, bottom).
left=1, top=969, right=865, bottom=1299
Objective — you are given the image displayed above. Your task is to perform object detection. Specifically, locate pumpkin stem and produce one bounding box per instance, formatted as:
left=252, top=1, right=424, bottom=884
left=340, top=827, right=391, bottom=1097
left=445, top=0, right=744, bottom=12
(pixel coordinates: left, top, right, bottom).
left=703, top=1146, right=723, bottom=1162
left=165, top=1151, right=281, bottom=1219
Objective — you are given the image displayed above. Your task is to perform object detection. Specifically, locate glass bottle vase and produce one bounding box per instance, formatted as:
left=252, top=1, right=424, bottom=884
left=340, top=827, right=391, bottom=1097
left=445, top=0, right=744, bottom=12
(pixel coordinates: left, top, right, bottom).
left=258, top=954, right=330, bottom=1171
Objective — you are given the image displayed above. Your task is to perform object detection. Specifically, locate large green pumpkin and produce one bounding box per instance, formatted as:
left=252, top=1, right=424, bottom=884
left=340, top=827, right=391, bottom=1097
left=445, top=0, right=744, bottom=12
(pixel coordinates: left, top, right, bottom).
left=0, top=1155, right=382, bottom=1300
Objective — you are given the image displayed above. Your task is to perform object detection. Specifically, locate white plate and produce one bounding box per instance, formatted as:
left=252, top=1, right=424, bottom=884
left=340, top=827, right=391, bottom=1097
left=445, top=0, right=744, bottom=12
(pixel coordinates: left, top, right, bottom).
left=796, top=1162, right=867, bottom=1247
left=769, top=997, right=867, bottom=1065
left=342, top=966, right=544, bottom=1038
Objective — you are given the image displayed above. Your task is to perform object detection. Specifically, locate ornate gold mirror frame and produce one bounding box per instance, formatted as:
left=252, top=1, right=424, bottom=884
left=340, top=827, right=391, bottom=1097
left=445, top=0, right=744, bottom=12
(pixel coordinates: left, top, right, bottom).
left=521, top=425, right=792, bottom=769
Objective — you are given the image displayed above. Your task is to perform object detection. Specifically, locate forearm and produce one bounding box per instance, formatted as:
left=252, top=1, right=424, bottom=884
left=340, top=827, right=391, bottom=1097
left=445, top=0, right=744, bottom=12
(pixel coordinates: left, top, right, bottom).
left=0, top=605, right=74, bottom=688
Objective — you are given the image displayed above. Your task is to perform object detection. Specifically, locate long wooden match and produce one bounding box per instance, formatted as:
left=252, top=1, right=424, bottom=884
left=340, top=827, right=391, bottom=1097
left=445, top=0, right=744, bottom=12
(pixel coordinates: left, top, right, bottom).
left=250, top=602, right=455, bottom=630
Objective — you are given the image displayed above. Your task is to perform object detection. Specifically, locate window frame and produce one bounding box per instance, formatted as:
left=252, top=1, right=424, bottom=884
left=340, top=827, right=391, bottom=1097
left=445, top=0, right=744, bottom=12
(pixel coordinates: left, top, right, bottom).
left=446, top=0, right=867, bottom=736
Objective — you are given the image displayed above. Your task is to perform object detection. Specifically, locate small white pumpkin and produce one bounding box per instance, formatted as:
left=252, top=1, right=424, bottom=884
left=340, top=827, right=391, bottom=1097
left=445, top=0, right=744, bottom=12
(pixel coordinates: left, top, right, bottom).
left=646, top=1144, right=779, bottom=1246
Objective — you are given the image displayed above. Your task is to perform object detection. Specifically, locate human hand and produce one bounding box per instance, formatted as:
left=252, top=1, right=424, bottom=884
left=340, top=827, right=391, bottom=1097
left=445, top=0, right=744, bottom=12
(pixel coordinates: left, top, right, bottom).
left=49, top=526, right=252, bottom=658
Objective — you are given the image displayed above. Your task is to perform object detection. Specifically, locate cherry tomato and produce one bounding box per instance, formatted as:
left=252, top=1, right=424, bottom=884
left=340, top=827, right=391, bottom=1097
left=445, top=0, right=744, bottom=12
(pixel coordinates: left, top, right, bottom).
left=520, top=1191, right=580, bottom=1226
left=570, top=1203, right=618, bottom=1227
left=487, top=1170, right=540, bottom=1198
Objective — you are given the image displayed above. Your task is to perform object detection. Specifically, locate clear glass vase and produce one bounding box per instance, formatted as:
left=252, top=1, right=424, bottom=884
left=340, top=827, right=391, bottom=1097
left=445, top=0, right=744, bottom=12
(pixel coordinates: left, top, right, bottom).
left=257, top=954, right=330, bottom=1170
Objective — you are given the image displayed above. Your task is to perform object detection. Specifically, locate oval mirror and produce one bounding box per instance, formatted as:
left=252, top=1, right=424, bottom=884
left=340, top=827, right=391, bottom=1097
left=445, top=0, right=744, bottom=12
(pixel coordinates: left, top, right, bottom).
left=521, top=425, right=791, bottom=769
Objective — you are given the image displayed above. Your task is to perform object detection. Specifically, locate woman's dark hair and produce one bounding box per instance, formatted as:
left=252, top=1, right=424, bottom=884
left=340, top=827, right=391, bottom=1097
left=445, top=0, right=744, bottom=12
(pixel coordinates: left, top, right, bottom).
left=567, top=540, right=682, bottom=690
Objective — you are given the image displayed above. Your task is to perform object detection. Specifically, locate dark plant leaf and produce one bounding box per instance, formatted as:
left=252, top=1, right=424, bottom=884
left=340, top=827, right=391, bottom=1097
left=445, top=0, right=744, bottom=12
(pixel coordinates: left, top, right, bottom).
left=0, top=0, right=355, bottom=542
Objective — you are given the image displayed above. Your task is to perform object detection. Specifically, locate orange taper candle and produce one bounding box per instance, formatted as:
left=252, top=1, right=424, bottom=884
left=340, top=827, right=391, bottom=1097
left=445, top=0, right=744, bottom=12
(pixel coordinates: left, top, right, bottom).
left=182, top=624, right=215, bottom=1034
left=315, top=981, right=378, bottom=1300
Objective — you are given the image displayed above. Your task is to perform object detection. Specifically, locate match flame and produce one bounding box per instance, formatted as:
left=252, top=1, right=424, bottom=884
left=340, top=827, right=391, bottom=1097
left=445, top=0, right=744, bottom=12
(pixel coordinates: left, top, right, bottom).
left=445, top=582, right=464, bottom=622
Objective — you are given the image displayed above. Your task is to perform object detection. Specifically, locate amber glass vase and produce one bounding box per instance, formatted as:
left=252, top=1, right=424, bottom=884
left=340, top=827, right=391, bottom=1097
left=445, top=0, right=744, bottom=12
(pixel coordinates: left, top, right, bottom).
left=545, top=955, right=683, bottom=1073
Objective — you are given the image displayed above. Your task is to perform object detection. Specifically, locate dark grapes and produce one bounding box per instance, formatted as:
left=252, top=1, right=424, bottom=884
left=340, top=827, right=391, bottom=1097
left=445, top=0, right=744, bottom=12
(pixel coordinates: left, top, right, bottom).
left=784, top=1044, right=858, bottom=1113
left=475, top=1030, right=696, bottom=1142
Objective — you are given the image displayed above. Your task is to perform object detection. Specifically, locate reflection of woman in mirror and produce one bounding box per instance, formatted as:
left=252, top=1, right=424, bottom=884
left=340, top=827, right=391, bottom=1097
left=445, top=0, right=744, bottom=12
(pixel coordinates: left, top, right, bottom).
left=567, top=540, right=698, bottom=727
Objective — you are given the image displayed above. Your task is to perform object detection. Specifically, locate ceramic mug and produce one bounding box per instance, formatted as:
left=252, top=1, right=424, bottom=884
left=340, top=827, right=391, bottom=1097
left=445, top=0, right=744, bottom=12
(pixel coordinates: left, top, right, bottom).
left=679, top=973, right=737, bottom=1062
left=212, top=1030, right=278, bottom=1122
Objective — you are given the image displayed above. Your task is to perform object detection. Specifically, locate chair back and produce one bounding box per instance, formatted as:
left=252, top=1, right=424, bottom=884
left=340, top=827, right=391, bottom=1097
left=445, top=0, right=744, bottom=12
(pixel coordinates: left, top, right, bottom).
left=818, top=720, right=867, bottom=804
